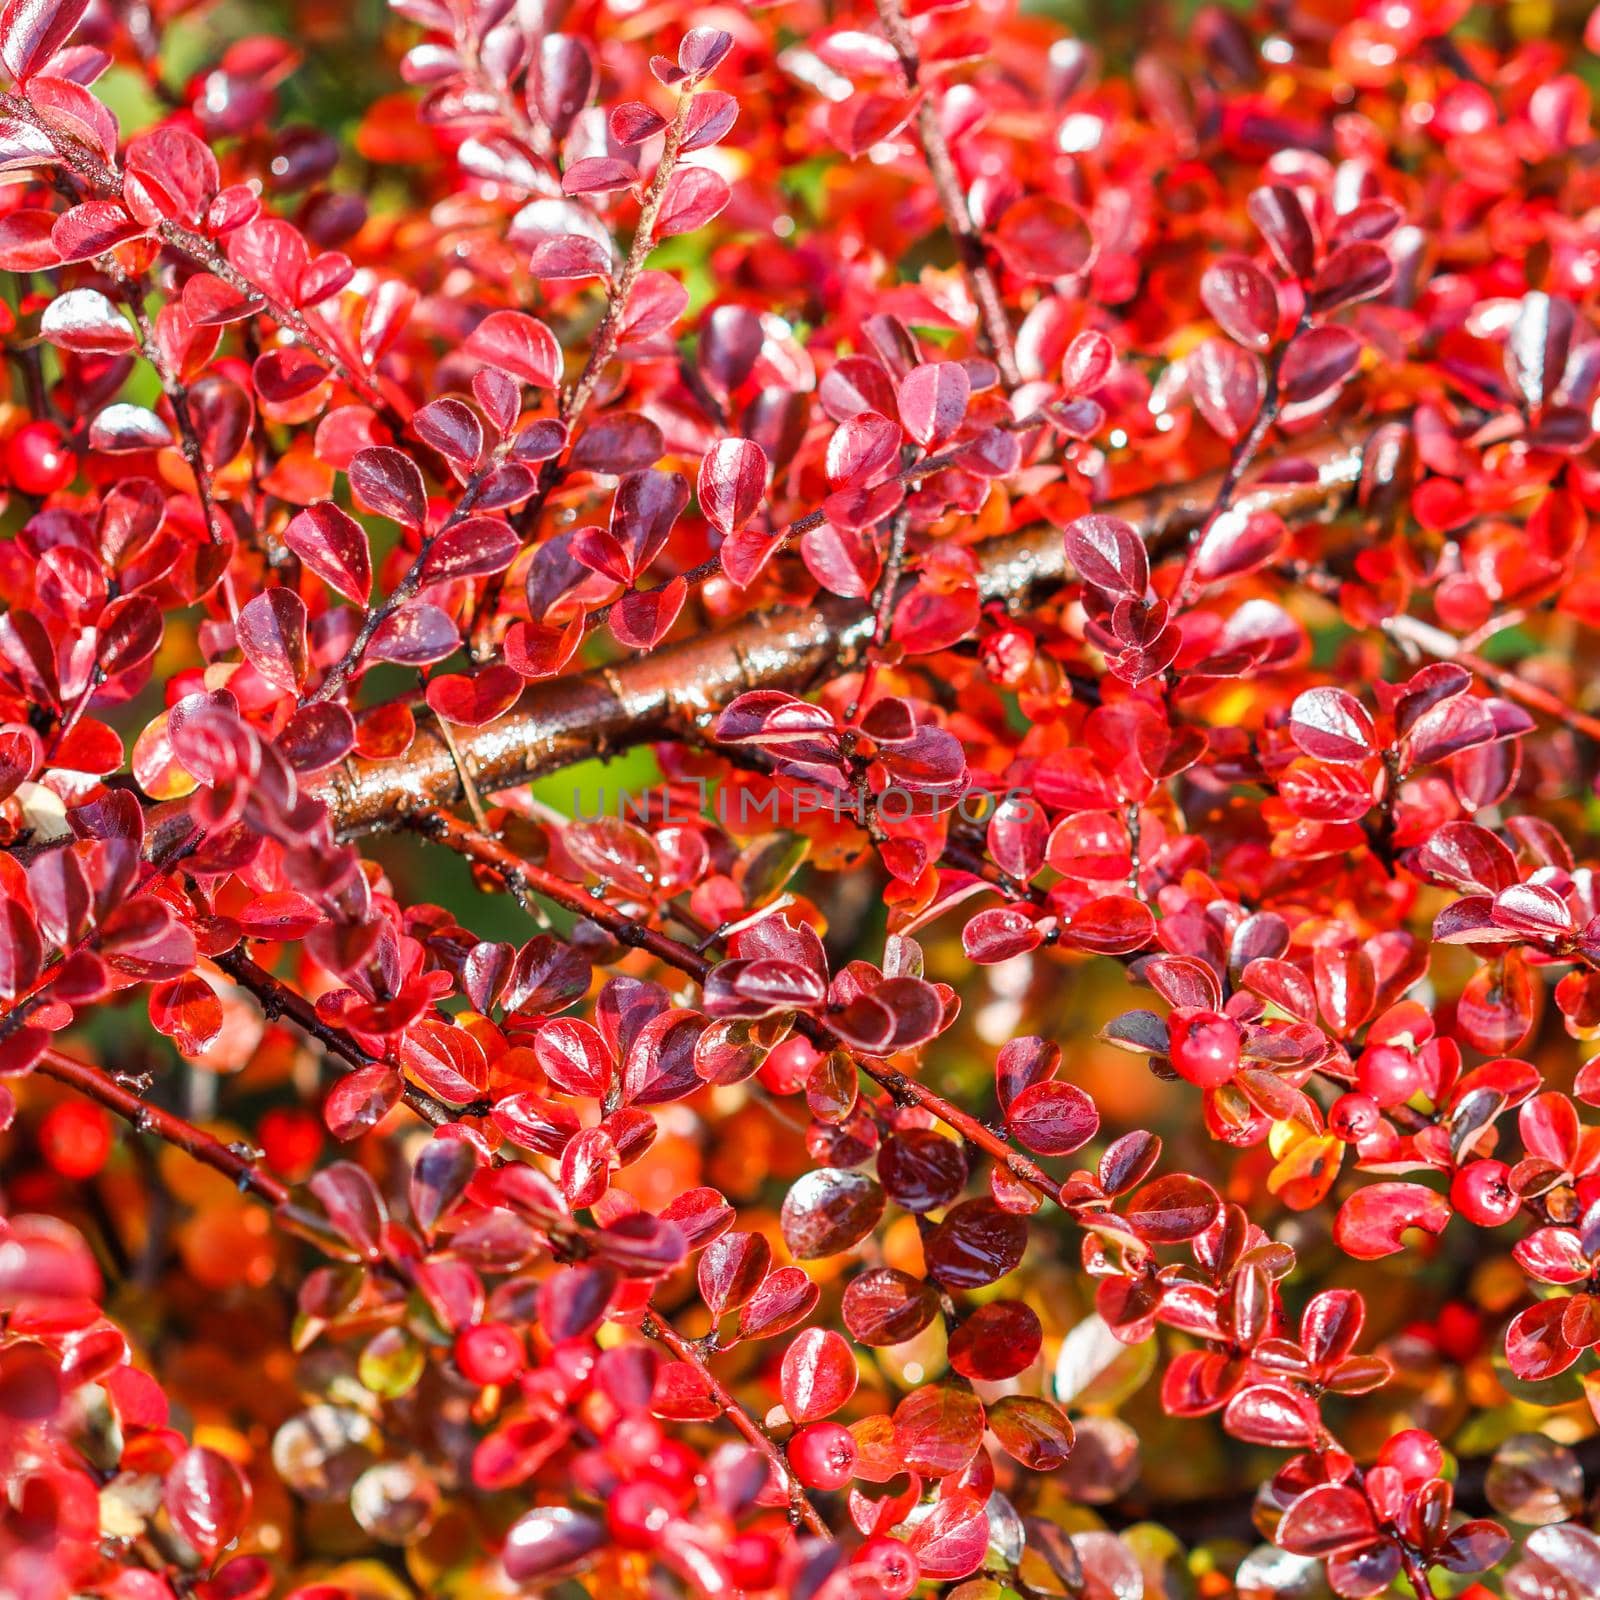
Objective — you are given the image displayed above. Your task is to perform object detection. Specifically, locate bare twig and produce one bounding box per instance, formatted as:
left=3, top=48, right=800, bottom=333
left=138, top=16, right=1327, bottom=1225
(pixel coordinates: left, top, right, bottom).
left=641, top=1313, right=832, bottom=1537
left=873, top=0, right=1019, bottom=386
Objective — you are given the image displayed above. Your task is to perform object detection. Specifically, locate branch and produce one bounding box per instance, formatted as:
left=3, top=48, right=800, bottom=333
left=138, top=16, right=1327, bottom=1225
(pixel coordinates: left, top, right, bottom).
left=313, top=425, right=1375, bottom=837
left=34, top=937, right=839, bottom=1540
left=35, top=1047, right=289, bottom=1206
left=423, top=811, right=1068, bottom=1202
left=467, top=93, right=694, bottom=653
left=1384, top=612, right=1600, bottom=745
left=1106, top=1430, right=1600, bottom=1544
left=0, top=92, right=399, bottom=425
left=212, top=946, right=474, bottom=1128
left=1173, top=312, right=1310, bottom=608
left=641, top=1312, right=832, bottom=1538
left=873, top=0, right=1019, bottom=386
left=416, top=811, right=714, bottom=979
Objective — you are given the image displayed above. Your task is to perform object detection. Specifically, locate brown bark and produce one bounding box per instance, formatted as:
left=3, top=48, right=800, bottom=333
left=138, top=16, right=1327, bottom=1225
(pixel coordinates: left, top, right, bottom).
left=313, top=424, right=1376, bottom=837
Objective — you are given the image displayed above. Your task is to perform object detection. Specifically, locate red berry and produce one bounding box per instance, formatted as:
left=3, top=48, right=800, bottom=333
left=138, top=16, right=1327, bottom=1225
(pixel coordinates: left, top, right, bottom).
left=980, top=623, right=1035, bottom=687
left=1167, top=1007, right=1240, bottom=1088
left=759, top=1037, right=817, bottom=1096
left=644, top=1438, right=699, bottom=1496
left=1378, top=1427, right=1443, bottom=1487
left=453, top=1322, right=524, bottom=1386
left=6, top=422, right=75, bottom=496
left=1436, top=1301, right=1484, bottom=1364
left=787, top=1421, right=856, bottom=1491
left=852, top=1536, right=920, bottom=1598
left=726, top=1531, right=781, bottom=1589
left=38, top=1101, right=112, bottom=1180
left=1450, top=1159, right=1518, bottom=1227
left=1329, top=1092, right=1382, bottom=1142
left=258, top=1107, right=324, bottom=1177
left=1356, top=1043, right=1424, bottom=1108
left=606, top=1479, right=678, bottom=1549
left=607, top=1414, right=666, bottom=1472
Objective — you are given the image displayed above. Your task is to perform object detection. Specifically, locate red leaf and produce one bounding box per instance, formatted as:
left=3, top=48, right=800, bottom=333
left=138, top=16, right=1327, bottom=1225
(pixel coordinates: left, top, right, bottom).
left=349, top=445, right=427, bottom=529
left=780, top=1328, right=858, bottom=1423
left=1277, top=1484, right=1381, bottom=1557
left=284, top=502, right=372, bottom=604
left=1190, top=337, right=1263, bottom=441
left=1063, top=514, right=1148, bottom=599
left=1006, top=1080, right=1099, bottom=1156
left=1200, top=255, right=1279, bottom=350
left=1246, top=184, right=1315, bottom=279
left=993, top=196, right=1095, bottom=281
left=1289, top=687, right=1377, bottom=764
left=465, top=310, right=563, bottom=389
left=423, top=666, right=522, bottom=727
left=164, top=1447, right=251, bottom=1563
left=39, top=288, right=135, bottom=354
left=0, top=0, right=89, bottom=82
left=656, top=167, right=730, bottom=236
left=1279, top=325, right=1363, bottom=405
left=237, top=589, right=309, bottom=694
left=896, top=361, right=970, bottom=449
left=989, top=1395, right=1075, bottom=1471
left=698, top=437, right=768, bottom=538
left=1333, top=1182, right=1452, bottom=1260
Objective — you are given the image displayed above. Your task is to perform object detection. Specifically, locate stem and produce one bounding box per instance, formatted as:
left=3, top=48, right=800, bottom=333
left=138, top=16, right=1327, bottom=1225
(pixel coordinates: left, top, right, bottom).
left=567, top=96, right=692, bottom=441
left=309, top=461, right=497, bottom=703
left=1384, top=613, right=1600, bottom=744
left=0, top=92, right=399, bottom=425
left=213, top=946, right=478, bottom=1128
left=873, top=0, right=1019, bottom=386
left=419, top=810, right=714, bottom=978
left=584, top=429, right=1001, bottom=637
left=421, top=811, right=1067, bottom=1204
left=1172, top=313, right=1309, bottom=609
left=467, top=94, right=694, bottom=654
left=36, top=1048, right=289, bottom=1206
left=118, top=273, right=226, bottom=547
left=641, top=1313, right=831, bottom=1538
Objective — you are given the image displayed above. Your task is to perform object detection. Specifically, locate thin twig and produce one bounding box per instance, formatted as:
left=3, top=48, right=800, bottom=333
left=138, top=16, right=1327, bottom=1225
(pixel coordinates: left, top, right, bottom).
left=421, top=810, right=1067, bottom=1203
left=641, top=1313, right=832, bottom=1537
left=36, top=1048, right=289, bottom=1206
left=873, top=0, right=1019, bottom=386
left=0, top=91, right=399, bottom=425
left=467, top=93, right=695, bottom=654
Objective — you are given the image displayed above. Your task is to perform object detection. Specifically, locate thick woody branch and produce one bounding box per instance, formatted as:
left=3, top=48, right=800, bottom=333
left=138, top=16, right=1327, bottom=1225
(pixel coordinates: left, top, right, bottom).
left=312, top=425, right=1374, bottom=837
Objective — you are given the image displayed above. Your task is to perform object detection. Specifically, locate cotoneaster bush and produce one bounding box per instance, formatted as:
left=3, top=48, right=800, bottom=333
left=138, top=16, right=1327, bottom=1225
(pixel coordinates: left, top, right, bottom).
left=0, top=0, right=1599, bottom=1596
